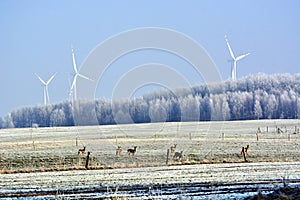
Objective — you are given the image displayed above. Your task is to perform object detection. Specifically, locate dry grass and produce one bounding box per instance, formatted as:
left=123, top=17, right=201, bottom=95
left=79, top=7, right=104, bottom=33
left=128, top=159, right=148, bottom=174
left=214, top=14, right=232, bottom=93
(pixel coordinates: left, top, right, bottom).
left=0, top=119, right=299, bottom=173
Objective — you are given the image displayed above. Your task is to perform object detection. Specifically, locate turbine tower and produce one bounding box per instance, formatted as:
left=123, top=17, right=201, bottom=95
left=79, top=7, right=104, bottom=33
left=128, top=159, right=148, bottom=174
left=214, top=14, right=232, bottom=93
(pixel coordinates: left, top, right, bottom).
left=35, top=72, right=57, bottom=105
left=225, top=35, right=250, bottom=81
left=70, top=48, right=93, bottom=101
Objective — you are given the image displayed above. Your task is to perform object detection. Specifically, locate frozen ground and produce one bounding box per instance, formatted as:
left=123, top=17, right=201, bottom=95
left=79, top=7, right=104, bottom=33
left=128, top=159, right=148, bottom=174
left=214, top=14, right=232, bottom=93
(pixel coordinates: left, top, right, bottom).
left=0, top=162, right=300, bottom=199
left=0, top=119, right=300, bottom=198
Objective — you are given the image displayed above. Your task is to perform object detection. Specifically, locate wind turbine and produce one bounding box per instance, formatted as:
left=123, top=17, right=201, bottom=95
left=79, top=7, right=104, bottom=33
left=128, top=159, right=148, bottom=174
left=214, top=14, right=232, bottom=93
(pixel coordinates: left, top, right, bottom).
left=70, top=48, right=93, bottom=101
left=67, top=72, right=73, bottom=101
left=35, top=72, right=57, bottom=105
left=225, top=35, right=250, bottom=81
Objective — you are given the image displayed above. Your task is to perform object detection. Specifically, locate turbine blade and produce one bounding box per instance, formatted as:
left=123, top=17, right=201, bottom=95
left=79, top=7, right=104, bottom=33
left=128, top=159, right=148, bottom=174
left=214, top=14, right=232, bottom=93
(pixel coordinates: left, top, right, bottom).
left=78, top=73, right=93, bottom=81
left=236, top=53, right=250, bottom=61
left=225, top=35, right=236, bottom=60
left=35, top=73, right=46, bottom=85
left=71, top=48, right=78, bottom=74
left=46, top=72, right=57, bottom=85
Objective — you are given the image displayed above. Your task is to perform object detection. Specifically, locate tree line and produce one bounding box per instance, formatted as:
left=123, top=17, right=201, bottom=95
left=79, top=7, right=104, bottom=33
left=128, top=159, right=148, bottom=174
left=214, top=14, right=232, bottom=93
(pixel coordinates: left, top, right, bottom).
left=1, top=73, right=300, bottom=128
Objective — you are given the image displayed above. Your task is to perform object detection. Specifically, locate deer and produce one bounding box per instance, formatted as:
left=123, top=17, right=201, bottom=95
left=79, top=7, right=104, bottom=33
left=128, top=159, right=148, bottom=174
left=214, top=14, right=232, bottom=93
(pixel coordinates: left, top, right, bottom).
left=241, top=144, right=249, bottom=156
left=78, top=146, right=86, bottom=155
left=127, top=146, right=137, bottom=156
left=244, top=144, right=249, bottom=155
left=116, top=146, right=122, bottom=156
left=170, top=144, right=177, bottom=153
left=173, top=151, right=183, bottom=160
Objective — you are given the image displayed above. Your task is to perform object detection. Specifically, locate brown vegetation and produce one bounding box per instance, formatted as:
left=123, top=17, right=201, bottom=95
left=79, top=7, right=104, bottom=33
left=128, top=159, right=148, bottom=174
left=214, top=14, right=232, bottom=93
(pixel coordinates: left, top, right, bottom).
left=0, top=120, right=299, bottom=173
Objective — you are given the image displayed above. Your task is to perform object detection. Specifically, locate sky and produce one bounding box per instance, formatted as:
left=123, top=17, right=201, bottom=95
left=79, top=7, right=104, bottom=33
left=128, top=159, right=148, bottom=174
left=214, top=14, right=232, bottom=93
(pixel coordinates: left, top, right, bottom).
left=0, top=0, right=299, bottom=117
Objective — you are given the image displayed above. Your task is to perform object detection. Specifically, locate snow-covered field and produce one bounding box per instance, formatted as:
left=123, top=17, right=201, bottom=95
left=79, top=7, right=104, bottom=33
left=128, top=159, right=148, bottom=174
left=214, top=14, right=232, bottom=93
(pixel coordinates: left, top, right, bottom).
left=0, top=162, right=300, bottom=199
left=0, top=119, right=300, bottom=198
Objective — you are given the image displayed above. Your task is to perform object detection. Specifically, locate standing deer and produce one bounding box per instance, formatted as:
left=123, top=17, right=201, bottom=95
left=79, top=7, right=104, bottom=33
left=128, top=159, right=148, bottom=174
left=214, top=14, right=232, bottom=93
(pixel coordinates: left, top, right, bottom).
left=170, top=144, right=177, bottom=153
left=116, top=146, right=122, bottom=156
left=244, top=144, right=249, bottom=155
left=241, top=144, right=249, bottom=156
left=173, top=151, right=183, bottom=160
left=127, top=146, right=137, bottom=156
left=78, top=146, right=86, bottom=155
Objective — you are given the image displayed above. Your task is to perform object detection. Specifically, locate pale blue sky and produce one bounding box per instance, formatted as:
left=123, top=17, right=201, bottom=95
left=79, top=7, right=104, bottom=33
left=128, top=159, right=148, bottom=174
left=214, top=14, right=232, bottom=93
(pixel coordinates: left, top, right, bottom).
left=0, top=1, right=299, bottom=117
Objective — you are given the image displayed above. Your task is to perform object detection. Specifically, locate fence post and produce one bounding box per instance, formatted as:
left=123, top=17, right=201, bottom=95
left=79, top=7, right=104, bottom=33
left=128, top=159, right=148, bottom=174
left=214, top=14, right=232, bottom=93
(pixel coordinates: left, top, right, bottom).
left=85, top=152, right=91, bottom=169
left=166, top=149, right=170, bottom=165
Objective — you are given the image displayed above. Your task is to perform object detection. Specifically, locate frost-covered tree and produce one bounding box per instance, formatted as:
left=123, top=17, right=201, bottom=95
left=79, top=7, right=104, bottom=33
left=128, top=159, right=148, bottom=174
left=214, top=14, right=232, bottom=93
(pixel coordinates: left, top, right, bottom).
left=221, top=95, right=231, bottom=121
left=129, top=97, right=150, bottom=123
left=5, top=73, right=300, bottom=128
left=210, top=94, right=222, bottom=121
left=149, top=98, right=167, bottom=122
left=200, top=95, right=211, bottom=121
left=5, top=113, right=14, bottom=128
left=112, top=99, right=133, bottom=124
left=254, top=99, right=262, bottom=120
left=0, top=117, right=4, bottom=128
left=265, top=94, right=277, bottom=119
left=33, top=105, right=51, bottom=127
left=166, top=97, right=181, bottom=122
left=297, top=98, right=300, bottom=119
left=179, top=94, right=200, bottom=122
left=50, top=109, right=66, bottom=126
left=95, top=99, right=114, bottom=125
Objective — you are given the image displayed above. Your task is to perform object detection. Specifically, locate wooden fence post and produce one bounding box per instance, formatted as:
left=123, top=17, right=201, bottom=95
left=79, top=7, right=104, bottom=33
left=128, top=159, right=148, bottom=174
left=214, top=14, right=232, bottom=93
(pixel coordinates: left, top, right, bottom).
left=85, top=152, right=91, bottom=169
left=166, top=149, right=170, bottom=165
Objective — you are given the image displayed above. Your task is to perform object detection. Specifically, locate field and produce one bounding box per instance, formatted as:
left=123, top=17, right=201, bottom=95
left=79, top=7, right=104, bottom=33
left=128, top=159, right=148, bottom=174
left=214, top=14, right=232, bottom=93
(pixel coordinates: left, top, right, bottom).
left=0, top=119, right=300, bottom=198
